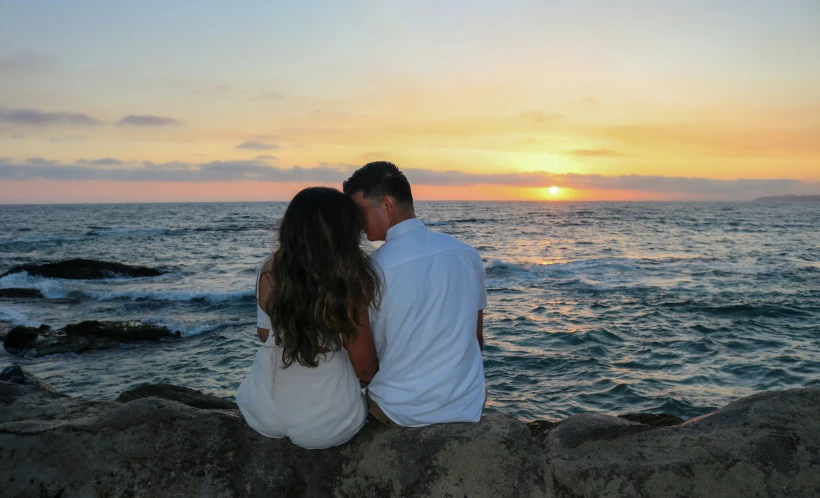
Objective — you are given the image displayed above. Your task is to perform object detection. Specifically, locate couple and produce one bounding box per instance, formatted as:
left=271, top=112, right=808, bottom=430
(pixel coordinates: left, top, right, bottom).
left=236, top=162, right=487, bottom=449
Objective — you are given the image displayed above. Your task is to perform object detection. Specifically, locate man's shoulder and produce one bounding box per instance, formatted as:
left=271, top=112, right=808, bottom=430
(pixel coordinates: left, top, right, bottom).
left=373, top=225, right=483, bottom=270
left=425, top=230, right=483, bottom=262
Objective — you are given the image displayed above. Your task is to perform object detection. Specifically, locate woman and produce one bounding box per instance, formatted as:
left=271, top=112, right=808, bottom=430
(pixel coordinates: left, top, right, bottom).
left=236, top=187, right=381, bottom=449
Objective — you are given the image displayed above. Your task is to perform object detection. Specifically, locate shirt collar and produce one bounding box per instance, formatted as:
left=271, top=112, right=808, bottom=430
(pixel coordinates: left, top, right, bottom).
left=385, top=218, right=425, bottom=241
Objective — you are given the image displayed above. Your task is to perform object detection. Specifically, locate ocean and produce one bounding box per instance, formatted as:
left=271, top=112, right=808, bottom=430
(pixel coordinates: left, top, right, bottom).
left=1, top=201, right=818, bottom=421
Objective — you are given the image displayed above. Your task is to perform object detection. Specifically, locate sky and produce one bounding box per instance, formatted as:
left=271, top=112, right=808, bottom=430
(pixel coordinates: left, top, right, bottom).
left=0, top=0, right=818, bottom=203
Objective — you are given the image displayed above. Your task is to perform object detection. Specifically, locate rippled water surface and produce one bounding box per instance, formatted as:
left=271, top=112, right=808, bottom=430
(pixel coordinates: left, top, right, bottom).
left=1, top=202, right=818, bottom=421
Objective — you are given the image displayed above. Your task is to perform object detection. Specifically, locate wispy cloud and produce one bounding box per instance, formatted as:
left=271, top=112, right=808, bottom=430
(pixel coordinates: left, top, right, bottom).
left=564, top=148, right=625, bottom=157
left=0, top=106, right=101, bottom=127
left=260, top=90, right=283, bottom=100
left=512, top=111, right=563, bottom=123
left=254, top=155, right=278, bottom=161
left=1, top=157, right=817, bottom=200
left=235, top=141, right=280, bottom=150
left=116, top=115, right=182, bottom=126
left=192, top=84, right=229, bottom=94
left=575, top=96, right=599, bottom=105
left=0, top=51, right=52, bottom=74
left=83, top=158, right=126, bottom=166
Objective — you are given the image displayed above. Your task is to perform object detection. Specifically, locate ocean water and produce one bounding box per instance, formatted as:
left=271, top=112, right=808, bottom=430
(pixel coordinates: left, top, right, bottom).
left=1, top=201, right=818, bottom=421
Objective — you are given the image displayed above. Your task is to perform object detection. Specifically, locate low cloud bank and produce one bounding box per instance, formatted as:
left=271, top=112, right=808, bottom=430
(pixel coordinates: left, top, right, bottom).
left=0, top=157, right=816, bottom=199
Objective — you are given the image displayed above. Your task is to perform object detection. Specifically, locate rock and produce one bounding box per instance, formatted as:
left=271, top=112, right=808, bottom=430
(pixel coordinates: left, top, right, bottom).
left=3, top=321, right=178, bottom=357
left=545, top=413, right=651, bottom=449
left=0, top=372, right=818, bottom=497
left=117, top=384, right=238, bottom=410
left=0, top=366, right=28, bottom=385
left=618, top=412, right=685, bottom=427
left=546, top=389, right=820, bottom=497
left=62, top=320, right=176, bottom=341
left=2, top=325, right=50, bottom=355
left=0, top=288, right=44, bottom=298
left=0, top=371, right=547, bottom=497
left=1, top=258, right=162, bottom=280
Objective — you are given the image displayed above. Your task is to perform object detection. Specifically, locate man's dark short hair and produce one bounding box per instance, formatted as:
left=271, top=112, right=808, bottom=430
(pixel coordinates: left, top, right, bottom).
left=343, top=161, right=414, bottom=206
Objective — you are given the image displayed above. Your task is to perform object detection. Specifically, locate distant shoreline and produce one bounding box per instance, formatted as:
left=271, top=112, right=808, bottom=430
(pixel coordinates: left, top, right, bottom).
left=753, top=195, right=820, bottom=203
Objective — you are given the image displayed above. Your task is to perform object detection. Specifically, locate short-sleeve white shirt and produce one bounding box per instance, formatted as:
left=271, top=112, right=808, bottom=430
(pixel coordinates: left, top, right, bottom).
left=367, top=218, right=487, bottom=427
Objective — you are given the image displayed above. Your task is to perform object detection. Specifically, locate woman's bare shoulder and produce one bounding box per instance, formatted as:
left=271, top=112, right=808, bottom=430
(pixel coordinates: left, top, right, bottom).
left=258, top=256, right=275, bottom=301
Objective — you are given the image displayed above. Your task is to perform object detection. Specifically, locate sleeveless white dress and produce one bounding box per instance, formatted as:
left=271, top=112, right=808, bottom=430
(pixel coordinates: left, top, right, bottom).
left=235, top=267, right=368, bottom=449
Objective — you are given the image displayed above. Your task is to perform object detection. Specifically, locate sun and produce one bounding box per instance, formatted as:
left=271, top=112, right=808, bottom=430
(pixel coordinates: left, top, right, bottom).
left=548, top=186, right=560, bottom=195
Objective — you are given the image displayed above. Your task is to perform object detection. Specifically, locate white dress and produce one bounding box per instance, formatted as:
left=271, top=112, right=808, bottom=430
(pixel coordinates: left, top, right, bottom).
left=236, top=268, right=368, bottom=449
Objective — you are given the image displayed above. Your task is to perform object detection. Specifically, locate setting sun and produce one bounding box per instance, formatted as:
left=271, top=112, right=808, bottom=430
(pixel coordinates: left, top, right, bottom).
left=548, top=186, right=560, bottom=196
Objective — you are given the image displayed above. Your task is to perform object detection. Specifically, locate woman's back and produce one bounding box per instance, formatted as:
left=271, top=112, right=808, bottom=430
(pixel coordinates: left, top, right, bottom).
left=237, top=324, right=367, bottom=448
left=235, top=187, right=380, bottom=449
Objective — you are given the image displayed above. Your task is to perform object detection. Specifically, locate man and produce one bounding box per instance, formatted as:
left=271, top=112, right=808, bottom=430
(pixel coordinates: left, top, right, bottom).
left=343, top=161, right=486, bottom=427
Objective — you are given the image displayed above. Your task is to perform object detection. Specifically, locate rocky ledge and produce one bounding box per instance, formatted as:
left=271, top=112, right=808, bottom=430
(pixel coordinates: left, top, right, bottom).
left=3, top=320, right=179, bottom=356
left=1, top=258, right=163, bottom=280
left=0, top=367, right=818, bottom=497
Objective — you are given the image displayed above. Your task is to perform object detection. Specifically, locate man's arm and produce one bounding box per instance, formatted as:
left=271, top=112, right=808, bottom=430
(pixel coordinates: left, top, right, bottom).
left=476, top=310, right=484, bottom=351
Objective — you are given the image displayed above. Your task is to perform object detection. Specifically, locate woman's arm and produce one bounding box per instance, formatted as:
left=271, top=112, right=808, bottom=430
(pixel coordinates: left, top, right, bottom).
left=343, top=310, right=379, bottom=385
left=257, top=327, right=269, bottom=343
left=256, top=260, right=274, bottom=343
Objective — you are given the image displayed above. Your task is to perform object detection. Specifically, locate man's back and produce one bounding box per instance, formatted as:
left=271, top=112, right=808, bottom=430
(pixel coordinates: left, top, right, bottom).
left=367, top=218, right=486, bottom=427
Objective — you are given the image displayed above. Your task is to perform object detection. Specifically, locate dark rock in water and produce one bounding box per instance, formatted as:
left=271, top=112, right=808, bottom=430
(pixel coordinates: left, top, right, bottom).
left=3, top=321, right=178, bottom=357
left=618, top=412, right=685, bottom=427
left=3, top=325, right=50, bottom=355
left=117, top=384, right=237, bottom=410
left=62, top=320, right=175, bottom=341
left=1, top=374, right=818, bottom=498
left=0, top=366, right=27, bottom=385
left=0, top=288, right=44, bottom=298
left=0, top=258, right=162, bottom=280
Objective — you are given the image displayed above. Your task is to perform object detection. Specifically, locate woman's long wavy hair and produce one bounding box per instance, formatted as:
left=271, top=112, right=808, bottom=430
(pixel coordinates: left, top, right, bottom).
left=261, top=187, right=381, bottom=367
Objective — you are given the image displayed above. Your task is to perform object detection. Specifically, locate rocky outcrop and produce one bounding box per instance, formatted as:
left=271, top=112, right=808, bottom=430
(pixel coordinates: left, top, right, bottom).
left=0, top=288, right=44, bottom=298
left=1, top=258, right=163, bottom=279
left=117, top=384, right=238, bottom=410
left=2, top=320, right=179, bottom=356
left=0, top=366, right=818, bottom=497
left=2, top=325, right=51, bottom=354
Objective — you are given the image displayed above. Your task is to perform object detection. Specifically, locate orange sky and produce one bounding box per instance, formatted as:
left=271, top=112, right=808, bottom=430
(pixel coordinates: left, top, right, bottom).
left=1, top=1, right=818, bottom=203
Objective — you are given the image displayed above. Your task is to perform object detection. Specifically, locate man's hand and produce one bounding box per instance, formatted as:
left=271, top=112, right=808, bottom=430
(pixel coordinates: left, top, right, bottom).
left=477, top=310, right=484, bottom=351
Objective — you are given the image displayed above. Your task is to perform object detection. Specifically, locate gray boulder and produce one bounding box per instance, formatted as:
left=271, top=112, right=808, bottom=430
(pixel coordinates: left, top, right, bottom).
left=0, top=367, right=546, bottom=497
left=117, top=384, right=238, bottom=410
left=0, top=367, right=818, bottom=497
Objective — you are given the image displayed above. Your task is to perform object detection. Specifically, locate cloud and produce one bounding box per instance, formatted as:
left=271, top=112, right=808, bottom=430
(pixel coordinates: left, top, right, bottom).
left=89, top=158, right=126, bottom=165
left=564, top=149, right=625, bottom=157
left=2, top=157, right=817, bottom=200
left=0, top=51, right=52, bottom=74
left=235, top=141, right=280, bottom=150
left=512, top=111, right=563, bottom=123
left=193, top=84, right=229, bottom=94
left=0, top=158, right=351, bottom=184
left=0, top=106, right=102, bottom=127
left=359, top=151, right=387, bottom=160
left=576, top=96, right=599, bottom=105
left=116, top=115, right=182, bottom=126
left=254, top=155, right=278, bottom=161
left=260, top=90, right=283, bottom=100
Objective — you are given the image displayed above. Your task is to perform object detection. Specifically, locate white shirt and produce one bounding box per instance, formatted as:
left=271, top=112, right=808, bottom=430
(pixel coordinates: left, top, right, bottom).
left=367, top=218, right=487, bottom=427
left=235, top=265, right=368, bottom=449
